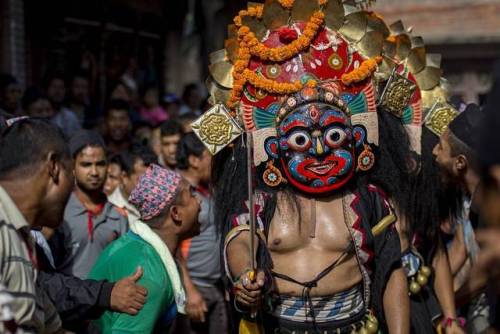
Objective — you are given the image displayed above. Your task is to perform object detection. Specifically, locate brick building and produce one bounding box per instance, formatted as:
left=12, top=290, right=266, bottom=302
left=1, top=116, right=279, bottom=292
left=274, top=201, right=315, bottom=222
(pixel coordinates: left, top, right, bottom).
left=373, top=0, right=500, bottom=104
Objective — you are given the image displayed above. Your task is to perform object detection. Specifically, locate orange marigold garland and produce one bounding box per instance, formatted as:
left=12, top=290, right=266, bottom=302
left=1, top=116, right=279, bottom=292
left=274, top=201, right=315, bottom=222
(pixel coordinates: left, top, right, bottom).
left=278, top=0, right=294, bottom=9
left=228, top=0, right=329, bottom=112
left=250, top=11, right=324, bottom=62
left=234, top=10, right=325, bottom=62
left=228, top=10, right=325, bottom=110
left=278, top=0, right=328, bottom=9
left=341, top=56, right=383, bottom=85
left=244, top=69, right=302, bottom=94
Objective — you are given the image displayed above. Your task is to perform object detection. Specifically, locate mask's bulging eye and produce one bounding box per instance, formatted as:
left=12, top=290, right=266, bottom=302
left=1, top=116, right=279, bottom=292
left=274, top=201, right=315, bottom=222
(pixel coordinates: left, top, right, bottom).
left=287, top=131, right=312, bottom=152
left=324, top=127, right=347, bottom=148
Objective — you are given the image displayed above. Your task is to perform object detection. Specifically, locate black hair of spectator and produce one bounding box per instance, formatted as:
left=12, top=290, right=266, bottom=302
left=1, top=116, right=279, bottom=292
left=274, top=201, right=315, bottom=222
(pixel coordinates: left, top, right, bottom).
left=109, top=153, right=125, bottom=171
left=160, top=119, right=182, bottom=137
left=0, top=118, right=70, bottom=179
left=448, top=131, right=481, bottom=174
left=133, top=120, right=153, bottom=132
left=107, top=80, right=132, bottom=100
left=176, top=132, right=205, bottom=170
left=133, top=121, right=153, bottom=146
left=140, top=83, right=160, bottom=98
left=105, top=99, right=131, bottom=118
left=71, top=71, right=90, bottom=82
left=178, top=113, right=198, bottom=122
left=69, top=129, right=106, bottom=158
left=22, top=86, right=50, bottom=111
left=0, top=73, right=18, bottom=96
left=42, top=72, right=66, bottom=90
left=119, top=143, right=158, bottom=176
left=181, top=83, right=199, bottom=102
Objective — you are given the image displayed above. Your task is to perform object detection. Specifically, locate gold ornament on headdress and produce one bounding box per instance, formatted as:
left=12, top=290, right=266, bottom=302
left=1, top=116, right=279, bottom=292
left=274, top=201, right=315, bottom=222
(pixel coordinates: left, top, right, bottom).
left=379, top=69, right=417, bottom=118
left=191, top=104, right=243, bottom=155
left=424, top=100, right=459, bottom=137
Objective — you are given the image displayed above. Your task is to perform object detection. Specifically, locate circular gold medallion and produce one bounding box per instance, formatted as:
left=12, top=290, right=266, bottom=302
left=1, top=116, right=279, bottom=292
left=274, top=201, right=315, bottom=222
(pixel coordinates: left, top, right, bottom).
left=328, top=53, right=344, bottom=70
left=266, top=64, right=281, bottom=79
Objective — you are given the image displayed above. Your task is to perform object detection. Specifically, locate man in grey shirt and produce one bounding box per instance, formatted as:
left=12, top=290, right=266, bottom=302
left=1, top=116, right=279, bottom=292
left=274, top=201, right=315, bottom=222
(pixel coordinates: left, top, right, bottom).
left=50, top=130, right=127, bottom=279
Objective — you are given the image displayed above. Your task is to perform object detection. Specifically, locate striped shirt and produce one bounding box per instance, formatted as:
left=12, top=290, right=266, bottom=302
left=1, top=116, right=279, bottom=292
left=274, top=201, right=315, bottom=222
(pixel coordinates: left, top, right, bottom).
left=0, top=186, right=61, bottom=333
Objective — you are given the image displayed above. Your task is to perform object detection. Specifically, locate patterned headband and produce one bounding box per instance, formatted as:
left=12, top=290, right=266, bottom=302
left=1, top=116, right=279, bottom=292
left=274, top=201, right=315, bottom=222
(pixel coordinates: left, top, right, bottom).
left=128, top=164, right=183, bottom=221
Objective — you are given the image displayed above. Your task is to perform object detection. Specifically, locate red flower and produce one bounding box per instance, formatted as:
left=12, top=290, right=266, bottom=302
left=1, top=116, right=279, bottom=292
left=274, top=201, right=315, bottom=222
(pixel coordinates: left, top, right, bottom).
left=278, top=27, right=298, bottom=44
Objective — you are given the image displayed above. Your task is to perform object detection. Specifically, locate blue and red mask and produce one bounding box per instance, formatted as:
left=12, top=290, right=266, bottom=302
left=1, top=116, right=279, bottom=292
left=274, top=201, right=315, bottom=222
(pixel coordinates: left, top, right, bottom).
left=263, top=85, right=374, bottom=194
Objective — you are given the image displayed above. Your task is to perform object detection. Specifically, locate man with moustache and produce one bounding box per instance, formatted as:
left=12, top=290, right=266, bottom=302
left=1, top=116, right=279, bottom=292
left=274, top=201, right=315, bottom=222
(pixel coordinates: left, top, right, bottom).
left=432, top=104, right=491, bottom=332
left=50, top=129, right=127, bottom=279
left=433, top=104, right=485, bottom=228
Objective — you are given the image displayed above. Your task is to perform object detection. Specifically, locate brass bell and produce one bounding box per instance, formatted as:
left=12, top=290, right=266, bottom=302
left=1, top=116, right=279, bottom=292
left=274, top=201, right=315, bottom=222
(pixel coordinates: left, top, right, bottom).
left=367, top=314, right=378, bottom=325
left=420, top=266, right=432, bottom=277
left=409, top=279, right=421, bottom=294
left=416, top=273, right=428, bottom=286
left=366, top=320, right=379, bottom=333
left=358, top=327, right=369, bottom=334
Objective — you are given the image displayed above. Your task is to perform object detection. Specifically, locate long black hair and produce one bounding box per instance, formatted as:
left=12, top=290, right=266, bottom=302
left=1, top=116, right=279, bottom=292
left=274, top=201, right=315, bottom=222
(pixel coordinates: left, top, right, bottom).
left=212, top=135, right=278, bottom=238
left=370, top=110, right=464, bottom=260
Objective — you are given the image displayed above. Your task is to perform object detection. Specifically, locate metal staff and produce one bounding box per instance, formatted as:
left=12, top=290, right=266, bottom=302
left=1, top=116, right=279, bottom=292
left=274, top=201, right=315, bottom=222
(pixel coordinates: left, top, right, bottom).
left=246, top=131, right=256, bottom=282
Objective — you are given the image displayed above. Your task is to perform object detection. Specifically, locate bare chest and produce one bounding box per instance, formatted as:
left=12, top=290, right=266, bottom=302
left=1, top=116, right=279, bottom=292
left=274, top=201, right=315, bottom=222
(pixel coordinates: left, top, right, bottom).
left=268, top=196, right=352, bottom=253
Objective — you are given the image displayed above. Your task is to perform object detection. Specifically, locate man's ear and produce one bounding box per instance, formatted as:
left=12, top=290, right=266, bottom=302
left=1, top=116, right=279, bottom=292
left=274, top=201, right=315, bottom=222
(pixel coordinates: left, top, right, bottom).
left=455, top=155, right=468, bottom=172
left=170, top=205, right=182, bottom=226
left=47, top=152, right=61, bottom=184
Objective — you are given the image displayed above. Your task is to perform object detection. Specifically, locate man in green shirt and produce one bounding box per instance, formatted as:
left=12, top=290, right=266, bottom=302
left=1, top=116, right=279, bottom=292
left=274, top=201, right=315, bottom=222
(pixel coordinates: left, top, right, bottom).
left=89, top=164, right=201, bottom=333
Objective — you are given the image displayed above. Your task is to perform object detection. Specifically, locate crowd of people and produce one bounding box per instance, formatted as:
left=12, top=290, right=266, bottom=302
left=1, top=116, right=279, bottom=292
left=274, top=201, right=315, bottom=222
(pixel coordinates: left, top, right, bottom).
left=1, top=4, right=500, bottom=334
left=0, top=70, right=229, bottom=333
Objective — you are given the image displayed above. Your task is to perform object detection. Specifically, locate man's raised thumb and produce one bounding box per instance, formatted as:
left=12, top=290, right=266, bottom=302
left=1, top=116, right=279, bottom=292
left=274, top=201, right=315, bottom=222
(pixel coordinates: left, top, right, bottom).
left=129, top=266, right=144, bottom=282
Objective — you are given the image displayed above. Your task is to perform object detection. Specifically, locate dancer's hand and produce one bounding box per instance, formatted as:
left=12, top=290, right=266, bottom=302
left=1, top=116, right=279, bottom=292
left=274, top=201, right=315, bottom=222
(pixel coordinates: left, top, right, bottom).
left=233, top=269, right=266, bottom=307
left=445, top=322, right=465, bottom=334
left=186, top=286, right=208, bottom=322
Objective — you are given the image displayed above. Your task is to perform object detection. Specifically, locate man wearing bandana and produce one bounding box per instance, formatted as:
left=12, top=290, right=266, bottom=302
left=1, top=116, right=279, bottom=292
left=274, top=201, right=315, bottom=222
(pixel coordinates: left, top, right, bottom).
left=89, top=165, right=201, bottom=333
